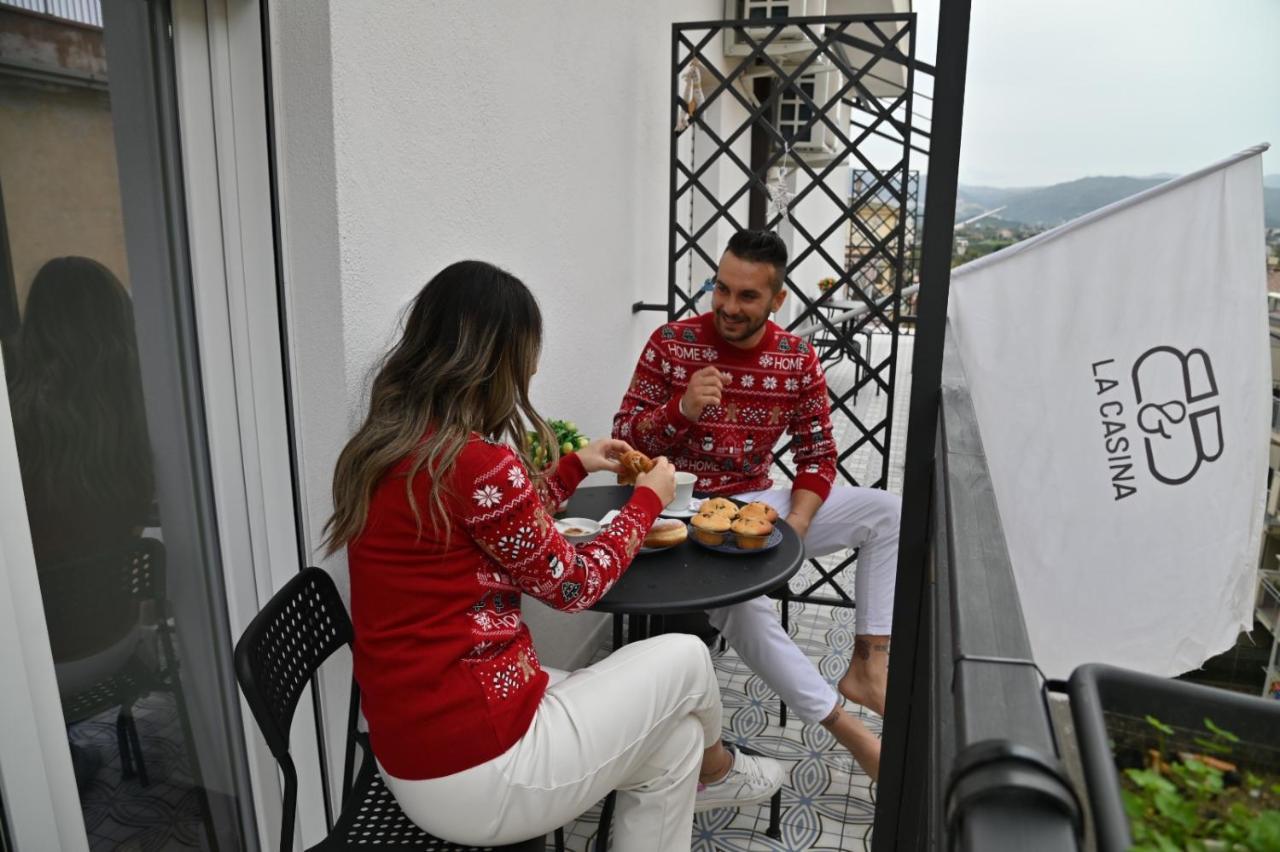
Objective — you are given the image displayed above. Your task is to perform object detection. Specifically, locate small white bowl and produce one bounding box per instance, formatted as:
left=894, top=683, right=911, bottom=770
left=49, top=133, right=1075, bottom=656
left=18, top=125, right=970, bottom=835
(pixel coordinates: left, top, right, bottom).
left=555, top=517, right=601, bottom=543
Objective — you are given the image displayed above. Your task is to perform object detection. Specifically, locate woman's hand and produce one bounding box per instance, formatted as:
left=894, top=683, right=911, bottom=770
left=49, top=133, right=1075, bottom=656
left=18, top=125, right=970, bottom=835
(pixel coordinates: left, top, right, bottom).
left=576, top=438, right=634, bottom=474
left=635, top=456, right=676, bottom=506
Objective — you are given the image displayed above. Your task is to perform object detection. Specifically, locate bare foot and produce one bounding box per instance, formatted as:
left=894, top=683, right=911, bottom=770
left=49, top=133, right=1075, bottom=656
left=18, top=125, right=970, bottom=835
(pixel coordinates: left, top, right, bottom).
left=838, top=635, right=889, bottom=716
left=821, top=704, right=880, bottom=781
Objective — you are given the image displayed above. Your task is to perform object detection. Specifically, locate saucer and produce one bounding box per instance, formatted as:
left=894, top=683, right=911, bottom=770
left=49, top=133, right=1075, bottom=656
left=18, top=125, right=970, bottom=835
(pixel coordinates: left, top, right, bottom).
left=659, top=499, right=703, bottom=519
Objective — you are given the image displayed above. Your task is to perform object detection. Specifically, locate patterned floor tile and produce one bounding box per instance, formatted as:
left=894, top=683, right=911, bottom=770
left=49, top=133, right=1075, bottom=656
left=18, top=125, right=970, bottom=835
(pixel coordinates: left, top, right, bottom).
left=551, top=591, right=884, bottom=851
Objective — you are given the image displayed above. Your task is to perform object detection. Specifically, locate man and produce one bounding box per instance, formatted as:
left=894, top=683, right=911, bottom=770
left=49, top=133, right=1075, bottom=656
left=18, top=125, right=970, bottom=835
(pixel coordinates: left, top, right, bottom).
left=612, top=229, right=900, bottom=778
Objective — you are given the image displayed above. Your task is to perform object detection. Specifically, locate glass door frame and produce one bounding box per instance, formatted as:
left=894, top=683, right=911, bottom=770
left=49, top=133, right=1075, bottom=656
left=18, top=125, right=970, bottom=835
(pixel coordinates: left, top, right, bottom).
left=0, top=0, right=327, bottom=848
left=170, top=0, right=335, bottom=846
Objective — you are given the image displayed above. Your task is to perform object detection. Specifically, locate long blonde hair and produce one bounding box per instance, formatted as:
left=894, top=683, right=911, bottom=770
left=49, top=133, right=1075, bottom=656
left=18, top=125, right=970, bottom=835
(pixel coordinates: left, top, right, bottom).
left=324, top=260, right=557, bottom=553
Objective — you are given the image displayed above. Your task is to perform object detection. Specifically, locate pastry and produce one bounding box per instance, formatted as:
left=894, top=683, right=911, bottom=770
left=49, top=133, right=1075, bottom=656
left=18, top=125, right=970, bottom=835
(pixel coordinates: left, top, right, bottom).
left=617, top=450, right=656, bottom=485
left=737, top=502, right=779, bottom=524
left=731, top=516, right=773, bottom=549
left=697, top=497, right=738, bottom=517
left=690, top=512, right=731, bottom=546
left=643, top=518, right=688, bottom=549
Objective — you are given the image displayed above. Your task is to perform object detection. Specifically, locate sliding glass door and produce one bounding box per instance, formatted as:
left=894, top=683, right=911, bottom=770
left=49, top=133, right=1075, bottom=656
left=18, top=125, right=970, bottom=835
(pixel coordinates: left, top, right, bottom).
left=0, top=1, right=256, bottom=848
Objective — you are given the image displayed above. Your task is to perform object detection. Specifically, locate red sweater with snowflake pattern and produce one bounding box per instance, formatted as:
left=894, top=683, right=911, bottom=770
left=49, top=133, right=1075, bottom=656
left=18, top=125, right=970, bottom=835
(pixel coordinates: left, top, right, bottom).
left=612, top=312, right=837, bottom=499
left=347, top=437, right=662, bottom=780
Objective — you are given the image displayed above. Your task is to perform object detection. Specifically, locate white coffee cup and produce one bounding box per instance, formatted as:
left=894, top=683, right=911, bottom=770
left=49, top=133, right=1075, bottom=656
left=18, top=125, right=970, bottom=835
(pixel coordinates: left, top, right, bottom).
left=673, top=471, right=696, bottom=508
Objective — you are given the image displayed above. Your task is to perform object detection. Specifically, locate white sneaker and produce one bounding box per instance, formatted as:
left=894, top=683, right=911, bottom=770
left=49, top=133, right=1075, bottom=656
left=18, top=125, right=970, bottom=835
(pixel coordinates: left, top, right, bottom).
left=694, top=747, right=786, bottom=812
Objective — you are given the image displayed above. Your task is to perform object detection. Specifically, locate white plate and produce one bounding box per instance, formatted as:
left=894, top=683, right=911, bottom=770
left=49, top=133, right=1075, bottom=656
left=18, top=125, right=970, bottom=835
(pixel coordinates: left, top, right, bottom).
left=600, top=510, right=687, bottom=552
left=555, top=517, right=601, bottom=543
left=659, top=499, right=704, bottom=519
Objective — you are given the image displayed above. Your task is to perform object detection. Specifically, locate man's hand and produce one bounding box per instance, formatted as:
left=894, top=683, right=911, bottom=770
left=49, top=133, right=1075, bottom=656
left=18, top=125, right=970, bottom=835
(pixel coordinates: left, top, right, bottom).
left=680, top=366, right=726, bottom=421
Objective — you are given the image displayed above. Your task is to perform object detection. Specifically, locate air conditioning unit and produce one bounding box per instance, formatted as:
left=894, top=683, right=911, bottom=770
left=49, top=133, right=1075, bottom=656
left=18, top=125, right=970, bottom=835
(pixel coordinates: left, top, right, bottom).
left=721, top=0, right=912, bottom=99
left=723, top=0, right=827, bottom=57
left=773, top=67, right=850, bottom=164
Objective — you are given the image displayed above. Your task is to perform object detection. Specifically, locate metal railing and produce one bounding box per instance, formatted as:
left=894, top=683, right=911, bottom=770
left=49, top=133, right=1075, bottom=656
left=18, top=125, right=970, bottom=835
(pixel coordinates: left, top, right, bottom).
left=874, top=1, right=1081, bottom=847
left=919, top=329, right=1083, bottom=850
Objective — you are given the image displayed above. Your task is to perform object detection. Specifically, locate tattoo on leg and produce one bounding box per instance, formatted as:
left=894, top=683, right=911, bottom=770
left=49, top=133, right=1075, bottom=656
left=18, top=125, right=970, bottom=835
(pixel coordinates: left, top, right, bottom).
left=854, top=637, right=891, bottom=660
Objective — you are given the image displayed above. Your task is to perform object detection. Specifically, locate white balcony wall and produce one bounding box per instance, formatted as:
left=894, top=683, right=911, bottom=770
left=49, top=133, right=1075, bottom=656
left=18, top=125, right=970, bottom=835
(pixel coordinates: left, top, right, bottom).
left=271, top=0, right=722, bottom=672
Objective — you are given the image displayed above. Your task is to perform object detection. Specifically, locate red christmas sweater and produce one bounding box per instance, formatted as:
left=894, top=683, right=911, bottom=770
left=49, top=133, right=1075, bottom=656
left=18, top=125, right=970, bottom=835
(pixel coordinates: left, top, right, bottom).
left=612, top=312, right=837, bottom=500
left=347, top=437, right=662, bottom=780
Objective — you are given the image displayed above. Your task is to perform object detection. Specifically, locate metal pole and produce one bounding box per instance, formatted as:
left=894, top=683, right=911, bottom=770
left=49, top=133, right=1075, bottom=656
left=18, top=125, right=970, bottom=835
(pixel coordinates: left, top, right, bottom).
left=872, top=0, right=972, bottom=848
left=668, top=26, right=680, bottom=321
left=882, top=14, right=915, bottom=485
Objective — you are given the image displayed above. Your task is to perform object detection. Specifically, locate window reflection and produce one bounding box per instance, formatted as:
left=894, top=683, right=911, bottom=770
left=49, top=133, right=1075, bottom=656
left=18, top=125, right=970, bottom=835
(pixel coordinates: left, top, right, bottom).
left=1, top=2, right=245, bottom=848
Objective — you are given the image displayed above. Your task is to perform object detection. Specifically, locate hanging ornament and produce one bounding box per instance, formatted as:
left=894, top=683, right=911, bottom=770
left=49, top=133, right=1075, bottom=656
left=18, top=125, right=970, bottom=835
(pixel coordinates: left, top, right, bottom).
left=767, top=146, right=793, bottom=227
left=675, top=59, right=705, bottom=132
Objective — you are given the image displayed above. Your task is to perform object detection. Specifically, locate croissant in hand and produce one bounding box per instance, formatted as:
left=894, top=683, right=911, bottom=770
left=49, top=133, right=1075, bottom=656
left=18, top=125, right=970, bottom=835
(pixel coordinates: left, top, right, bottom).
left=616, top=450, right=655, bottom=485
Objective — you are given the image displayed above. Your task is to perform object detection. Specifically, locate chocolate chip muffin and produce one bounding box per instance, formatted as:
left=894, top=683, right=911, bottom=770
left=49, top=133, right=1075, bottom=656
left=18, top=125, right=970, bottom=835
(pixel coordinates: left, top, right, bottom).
left=730, top=516, right=773, bottom=549
left=737, top=501, right=779, bottom=524
left=690, top=511, right=732, bottom=546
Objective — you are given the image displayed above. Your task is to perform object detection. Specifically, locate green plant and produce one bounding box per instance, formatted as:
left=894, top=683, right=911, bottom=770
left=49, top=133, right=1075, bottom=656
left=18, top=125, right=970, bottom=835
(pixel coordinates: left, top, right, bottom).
left=1121, top=716, right=1280, bottom=851
left=816, top=276, right=838, bottom=292
left=526, top=419, right=589, bottom=469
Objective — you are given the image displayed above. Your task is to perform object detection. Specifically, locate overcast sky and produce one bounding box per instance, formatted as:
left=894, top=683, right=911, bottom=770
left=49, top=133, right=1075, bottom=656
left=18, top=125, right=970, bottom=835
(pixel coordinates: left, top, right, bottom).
left=907, top=0, right=1280, bottom=187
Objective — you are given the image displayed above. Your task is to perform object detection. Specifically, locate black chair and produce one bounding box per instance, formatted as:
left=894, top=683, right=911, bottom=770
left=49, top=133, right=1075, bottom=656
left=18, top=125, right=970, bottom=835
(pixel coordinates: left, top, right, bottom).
left=233, top=567, right=554, bottom=852
left=49, top=537, right=218, bottom=850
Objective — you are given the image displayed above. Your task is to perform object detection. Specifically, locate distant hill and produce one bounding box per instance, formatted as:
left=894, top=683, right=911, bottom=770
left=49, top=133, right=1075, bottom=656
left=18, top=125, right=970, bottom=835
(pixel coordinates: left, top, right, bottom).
left=953, top=175, right=1280, bottom=228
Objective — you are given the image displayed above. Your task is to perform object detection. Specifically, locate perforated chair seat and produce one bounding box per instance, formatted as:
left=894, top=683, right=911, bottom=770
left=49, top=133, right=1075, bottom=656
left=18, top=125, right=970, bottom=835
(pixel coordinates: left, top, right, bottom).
left=307, top=734, right=543, bottom=852
left=60, top=657, right=149, bottom=721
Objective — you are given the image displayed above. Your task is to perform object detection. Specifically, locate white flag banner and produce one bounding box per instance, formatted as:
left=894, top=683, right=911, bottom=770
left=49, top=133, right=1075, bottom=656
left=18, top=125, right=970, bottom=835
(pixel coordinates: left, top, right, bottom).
left=947, top=145, right=1271, bottom=680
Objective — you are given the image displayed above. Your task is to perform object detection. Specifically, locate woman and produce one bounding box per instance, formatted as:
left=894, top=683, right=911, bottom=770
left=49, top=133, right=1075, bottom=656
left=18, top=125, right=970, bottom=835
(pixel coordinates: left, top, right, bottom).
left=11, top=256, right=154, bottom=570
left=326, top=261, right=784, bottom=851
left=9, top=256, right=156, bottom=787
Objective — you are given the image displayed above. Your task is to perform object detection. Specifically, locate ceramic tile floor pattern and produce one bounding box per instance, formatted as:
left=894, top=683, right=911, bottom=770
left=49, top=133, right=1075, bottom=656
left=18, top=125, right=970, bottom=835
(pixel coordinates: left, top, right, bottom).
left=72, top=692, right=210, bottom=851
left=552, top=597, right=882, bottom=852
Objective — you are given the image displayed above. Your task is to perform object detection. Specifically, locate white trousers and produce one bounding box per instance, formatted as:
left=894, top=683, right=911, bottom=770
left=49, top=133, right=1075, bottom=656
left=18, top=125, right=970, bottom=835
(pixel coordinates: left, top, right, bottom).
left=706, top=485, right=900, bottom=724
left=381, top=634, right=722, bottom=852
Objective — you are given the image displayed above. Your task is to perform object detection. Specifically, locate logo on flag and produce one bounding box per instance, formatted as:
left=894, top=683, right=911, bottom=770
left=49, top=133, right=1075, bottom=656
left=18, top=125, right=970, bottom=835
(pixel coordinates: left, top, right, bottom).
left=1131, top=346, right=1223, bottom=485
left=1091, top=345, right=1225, bottom=499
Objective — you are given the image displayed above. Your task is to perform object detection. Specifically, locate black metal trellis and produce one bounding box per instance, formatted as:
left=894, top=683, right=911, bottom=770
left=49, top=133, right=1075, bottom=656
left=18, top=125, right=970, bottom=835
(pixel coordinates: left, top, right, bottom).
left=649, top=12, right=927, bottom=612
left=844, top=167, right=922, bottom=333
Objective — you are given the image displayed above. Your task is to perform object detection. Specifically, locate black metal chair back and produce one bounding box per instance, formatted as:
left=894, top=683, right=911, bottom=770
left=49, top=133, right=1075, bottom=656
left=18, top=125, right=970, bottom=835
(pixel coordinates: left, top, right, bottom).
left=235, top=567, right=351, bottom=760
left=234, top=567, right=354, bottom=852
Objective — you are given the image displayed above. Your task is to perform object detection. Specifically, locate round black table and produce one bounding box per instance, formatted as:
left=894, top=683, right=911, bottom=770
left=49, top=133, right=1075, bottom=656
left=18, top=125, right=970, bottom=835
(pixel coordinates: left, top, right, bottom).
left=563, top=485, right=805, bottom=615
left=564, top=485, right=799, bottom=845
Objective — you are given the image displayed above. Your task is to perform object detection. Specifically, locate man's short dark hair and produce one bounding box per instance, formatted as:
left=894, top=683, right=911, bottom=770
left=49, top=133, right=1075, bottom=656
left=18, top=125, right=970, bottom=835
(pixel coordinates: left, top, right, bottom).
left=725, top=230, right=788, bottom=291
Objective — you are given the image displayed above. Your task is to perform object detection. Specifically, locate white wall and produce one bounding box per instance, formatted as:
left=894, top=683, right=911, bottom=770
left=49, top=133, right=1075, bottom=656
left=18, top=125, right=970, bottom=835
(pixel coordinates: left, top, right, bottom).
left=275, top=0, right=721, bottom=668
left=788, top=162, right=852, bottom=325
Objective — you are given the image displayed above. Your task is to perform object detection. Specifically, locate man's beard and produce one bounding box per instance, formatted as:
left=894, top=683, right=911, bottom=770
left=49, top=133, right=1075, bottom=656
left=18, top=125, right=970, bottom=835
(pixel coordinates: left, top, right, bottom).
left=715, top=309, right=767, bottom=343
